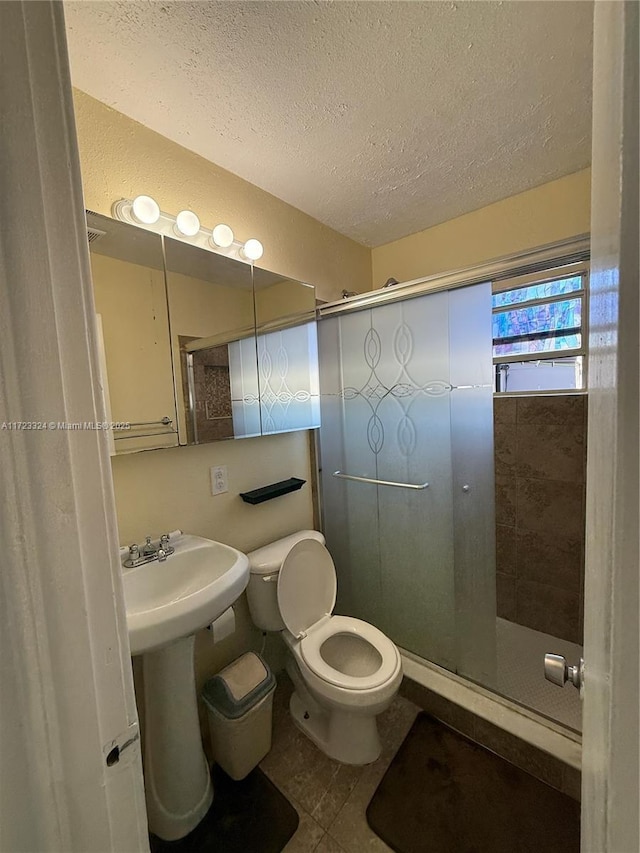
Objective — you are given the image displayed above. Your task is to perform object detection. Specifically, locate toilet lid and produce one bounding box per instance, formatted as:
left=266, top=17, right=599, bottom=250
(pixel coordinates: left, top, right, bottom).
left=277, top=539, right=336, bottom=638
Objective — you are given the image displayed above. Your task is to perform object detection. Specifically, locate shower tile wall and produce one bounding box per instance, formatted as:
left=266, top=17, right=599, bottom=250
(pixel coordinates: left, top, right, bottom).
left=494, top=395, right=587, bottom=644
left=180, top=343, right=234, bottom=443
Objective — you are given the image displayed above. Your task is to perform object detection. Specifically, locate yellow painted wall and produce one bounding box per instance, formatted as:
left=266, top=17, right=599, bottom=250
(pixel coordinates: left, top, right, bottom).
left=168, top=273, right=253, bottom=343
left=371, top=169, right=591, bottom=288
left=110, top=431, right=313, bottom=554
left=255, top=279, right=316, bottom=326
left=74, top=89, right=371, bottom=303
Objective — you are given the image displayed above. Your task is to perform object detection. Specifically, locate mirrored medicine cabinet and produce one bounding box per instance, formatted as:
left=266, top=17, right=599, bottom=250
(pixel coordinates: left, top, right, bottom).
left=86, top=210, right=320, bottom=454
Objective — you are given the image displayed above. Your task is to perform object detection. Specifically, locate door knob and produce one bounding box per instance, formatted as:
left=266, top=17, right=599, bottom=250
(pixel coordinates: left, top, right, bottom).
left=544, top=653, right=584, bottom=692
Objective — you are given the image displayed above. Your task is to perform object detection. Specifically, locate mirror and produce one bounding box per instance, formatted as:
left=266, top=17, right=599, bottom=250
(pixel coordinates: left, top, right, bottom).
left=163, top=236, right=259, bottom=443
left=87, top=211, right=321, bottom=450
left=253, top=267, right=320, bottom=435
left=87, top=211, right=178, bottom=452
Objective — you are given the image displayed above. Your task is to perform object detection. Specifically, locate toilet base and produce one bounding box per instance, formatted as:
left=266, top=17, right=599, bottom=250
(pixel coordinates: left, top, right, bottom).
left=289, top=691, right=382, bottom=766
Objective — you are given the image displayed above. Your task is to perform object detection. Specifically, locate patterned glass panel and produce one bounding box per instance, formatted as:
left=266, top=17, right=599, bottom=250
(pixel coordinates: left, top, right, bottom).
left=448, top=284, right=496, bottom=686
left=493, top=298, right=582, bottom=357
left=256, top=321, right=320, bottom=435
left=492, top=276, right=583, bottom=308
left=228, top=337, right=261, bottom=438
left=372, top=295, right=457, bottom=668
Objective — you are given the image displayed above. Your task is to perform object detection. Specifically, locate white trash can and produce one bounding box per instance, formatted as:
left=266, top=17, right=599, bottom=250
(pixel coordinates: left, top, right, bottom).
left=202, top=652, right=276, bottom=781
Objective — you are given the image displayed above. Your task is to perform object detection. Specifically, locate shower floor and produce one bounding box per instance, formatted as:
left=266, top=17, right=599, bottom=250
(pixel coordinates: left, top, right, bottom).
left=496, top=617, right=582, bottom=731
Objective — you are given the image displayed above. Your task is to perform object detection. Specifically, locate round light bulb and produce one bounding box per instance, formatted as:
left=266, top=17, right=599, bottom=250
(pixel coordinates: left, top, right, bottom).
left=242, top=238, right=264, bottom=261
left=131, top=195, right=160, bottom=225
left=211, top=223, right=235, bottom=248
left=175, top=210, right=201, bottom=237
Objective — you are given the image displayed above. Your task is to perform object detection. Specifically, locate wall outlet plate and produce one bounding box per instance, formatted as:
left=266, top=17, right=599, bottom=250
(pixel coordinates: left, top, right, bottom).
left=210, top=465, right=228, bottom=496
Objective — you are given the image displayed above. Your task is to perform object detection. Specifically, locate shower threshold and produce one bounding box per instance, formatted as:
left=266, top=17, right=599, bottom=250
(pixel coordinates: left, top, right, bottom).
left=496, top=617, right=582, bottom=732
left=400, top=646, right=581, bottom=771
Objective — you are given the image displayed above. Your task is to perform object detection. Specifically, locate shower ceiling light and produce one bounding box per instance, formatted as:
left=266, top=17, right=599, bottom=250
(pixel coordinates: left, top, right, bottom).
left=111, top=196, right=265, bottom=265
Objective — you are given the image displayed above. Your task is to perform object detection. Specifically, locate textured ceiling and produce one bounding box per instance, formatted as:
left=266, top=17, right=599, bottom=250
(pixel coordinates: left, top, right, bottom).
left=65, top=1, right=593, bottom=247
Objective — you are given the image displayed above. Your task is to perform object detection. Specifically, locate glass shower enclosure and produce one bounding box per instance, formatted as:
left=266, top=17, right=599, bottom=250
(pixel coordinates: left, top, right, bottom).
left=318, top=282, right=497, bottom=688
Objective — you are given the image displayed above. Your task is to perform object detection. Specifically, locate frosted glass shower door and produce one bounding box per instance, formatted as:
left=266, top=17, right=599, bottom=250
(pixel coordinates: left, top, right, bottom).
left=318, top=283, right=495, bottom=682
left=319, top=292, right=456, bottom=669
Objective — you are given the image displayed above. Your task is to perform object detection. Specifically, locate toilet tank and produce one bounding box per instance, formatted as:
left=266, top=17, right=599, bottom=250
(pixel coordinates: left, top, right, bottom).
left=246, top=530, right=325, bottom=631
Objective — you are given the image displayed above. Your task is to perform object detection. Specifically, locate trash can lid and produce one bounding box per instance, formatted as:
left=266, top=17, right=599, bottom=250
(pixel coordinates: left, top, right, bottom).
left=202, top=652, right=276, bottom=719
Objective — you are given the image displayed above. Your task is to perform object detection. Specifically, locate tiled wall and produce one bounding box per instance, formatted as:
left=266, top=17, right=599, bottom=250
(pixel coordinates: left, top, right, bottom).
left=179, top=342, right=235, bottom=443
left=494, top=395, right=587, bottom=645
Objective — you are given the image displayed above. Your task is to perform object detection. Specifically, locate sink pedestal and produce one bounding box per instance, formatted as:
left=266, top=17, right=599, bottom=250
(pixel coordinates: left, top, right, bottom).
left=142, top=635, right=212, bottom=841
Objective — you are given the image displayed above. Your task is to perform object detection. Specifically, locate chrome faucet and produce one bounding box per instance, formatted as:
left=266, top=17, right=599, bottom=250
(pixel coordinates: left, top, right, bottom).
left=124, top=534, right=175, bottom=568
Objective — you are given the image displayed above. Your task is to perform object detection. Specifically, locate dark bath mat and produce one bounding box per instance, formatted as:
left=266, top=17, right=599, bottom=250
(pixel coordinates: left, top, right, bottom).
left=366, top=712, right=580, bottom=853
left=150, top=764, right=298, bottom=853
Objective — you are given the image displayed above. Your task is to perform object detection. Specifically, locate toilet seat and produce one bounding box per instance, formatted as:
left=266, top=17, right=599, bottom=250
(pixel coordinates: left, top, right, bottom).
left=277, top=538, right=337, bottom=639
left=277, top=540, right=399, bottom=692
left=299, top=615, right=400, bottom=691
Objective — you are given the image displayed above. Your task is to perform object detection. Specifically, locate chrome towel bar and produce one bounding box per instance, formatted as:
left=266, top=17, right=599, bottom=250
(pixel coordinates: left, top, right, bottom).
left=120, top=416, right=173, bottom=429
left=332, top=471, right=429, bottom=490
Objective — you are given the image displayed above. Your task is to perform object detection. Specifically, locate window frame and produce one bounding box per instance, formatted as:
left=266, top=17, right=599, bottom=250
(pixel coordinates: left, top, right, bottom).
left=492, top=261, right=590, bottom=395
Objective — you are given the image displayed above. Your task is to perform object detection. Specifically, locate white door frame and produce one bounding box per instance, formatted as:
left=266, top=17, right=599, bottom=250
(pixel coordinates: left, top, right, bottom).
left=0, top=4, right=148, bottom=850
left=582, top=2, right=639, bottom=852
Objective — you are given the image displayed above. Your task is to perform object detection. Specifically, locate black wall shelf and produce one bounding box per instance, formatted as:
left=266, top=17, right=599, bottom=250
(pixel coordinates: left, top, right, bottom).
left=239, top=477, right=306, bottom=505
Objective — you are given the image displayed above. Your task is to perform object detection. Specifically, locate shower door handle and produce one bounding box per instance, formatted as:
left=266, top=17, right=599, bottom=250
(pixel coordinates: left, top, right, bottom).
left=332, top=471, right=429, bottom=490
left=544, top=654, right=584, bottom=694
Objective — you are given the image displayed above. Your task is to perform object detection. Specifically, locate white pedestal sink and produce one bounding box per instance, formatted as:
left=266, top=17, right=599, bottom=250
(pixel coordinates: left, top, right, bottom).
left=122, top=534, right=249, bottom=841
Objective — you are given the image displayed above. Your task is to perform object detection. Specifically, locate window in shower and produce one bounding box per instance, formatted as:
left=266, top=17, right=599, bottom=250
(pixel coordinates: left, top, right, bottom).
left=493, top=265, right=588, bottom=393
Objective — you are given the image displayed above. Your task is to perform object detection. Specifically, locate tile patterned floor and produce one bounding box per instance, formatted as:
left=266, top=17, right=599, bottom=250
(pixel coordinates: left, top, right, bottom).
left=259, top=674, right=420, bottom=853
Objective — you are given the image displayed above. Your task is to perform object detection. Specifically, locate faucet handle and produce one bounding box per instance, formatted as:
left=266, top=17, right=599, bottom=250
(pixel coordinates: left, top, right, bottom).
left=157, top=533, right=173, bottom=563
left=129, top=543, right=139, bottom=559
left=142, top=535, right=156, bottom=556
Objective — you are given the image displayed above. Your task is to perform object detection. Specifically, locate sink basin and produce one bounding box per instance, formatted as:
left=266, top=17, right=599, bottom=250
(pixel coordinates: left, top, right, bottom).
left=123, top=534, right=249, bottom=655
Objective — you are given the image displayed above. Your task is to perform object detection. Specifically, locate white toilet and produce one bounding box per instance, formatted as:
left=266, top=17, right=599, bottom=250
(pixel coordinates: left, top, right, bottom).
left=247, top=530, right=402, bottom=765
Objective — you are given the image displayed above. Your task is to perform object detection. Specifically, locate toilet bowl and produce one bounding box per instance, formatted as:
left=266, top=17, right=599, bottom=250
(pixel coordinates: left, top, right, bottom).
left=247, top=531, right=402, bottom=764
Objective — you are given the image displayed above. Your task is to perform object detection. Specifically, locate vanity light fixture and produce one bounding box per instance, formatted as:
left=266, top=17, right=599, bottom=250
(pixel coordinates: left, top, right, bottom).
left=211, top=223, right=235, bottom=248
left=240, top=238, right=264, bottom=262
left=111, top=196, right=265, bottom=264
left=175, top=209, right=201, bottom=237
left=131, top=194, right=161, bottom=225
